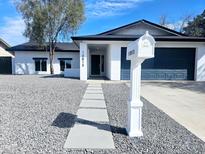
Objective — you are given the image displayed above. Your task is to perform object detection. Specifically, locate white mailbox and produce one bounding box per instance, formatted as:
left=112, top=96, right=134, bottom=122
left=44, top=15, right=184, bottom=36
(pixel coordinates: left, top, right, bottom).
left=126, top=31, right=156, bottom=137
left=127, top=31, right=155, bottom=60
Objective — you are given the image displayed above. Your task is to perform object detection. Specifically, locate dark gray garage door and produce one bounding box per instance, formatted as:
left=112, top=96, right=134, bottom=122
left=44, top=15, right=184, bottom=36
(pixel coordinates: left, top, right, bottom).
left=121, top=47, right=195, bottom=80
left=0, top=57, right=12, bottom=74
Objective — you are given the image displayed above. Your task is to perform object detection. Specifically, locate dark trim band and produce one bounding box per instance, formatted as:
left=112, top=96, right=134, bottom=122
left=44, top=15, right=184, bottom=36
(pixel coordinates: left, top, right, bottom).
left=58, top=58, right=73, bottom=60
left=33, top=57, right=48, bottom=60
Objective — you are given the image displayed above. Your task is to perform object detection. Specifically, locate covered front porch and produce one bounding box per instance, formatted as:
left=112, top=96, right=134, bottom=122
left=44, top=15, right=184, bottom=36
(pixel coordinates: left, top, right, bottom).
left=79, top=42, right=120, bottom=80
left=77, top=40, right=128, bottom=81
left=87, top=44, right=108, bottom=79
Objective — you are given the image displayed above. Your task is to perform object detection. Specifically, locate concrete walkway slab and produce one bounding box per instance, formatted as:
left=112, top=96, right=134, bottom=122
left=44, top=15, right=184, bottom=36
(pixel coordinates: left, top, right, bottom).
left=88, top=84, right=101, bottom=87
left=84, top=93, right=104, bottom=100
left=86, top=87, right=102, bottom=90
left=64, top=82, right=114, bottom=149
left=80, top=100, right=106, bottom=108
left=77, top=108, right=109, bottom=122
left=64, top=124, right=115, bottom=149
left=85, top=90, right=103, bottom=94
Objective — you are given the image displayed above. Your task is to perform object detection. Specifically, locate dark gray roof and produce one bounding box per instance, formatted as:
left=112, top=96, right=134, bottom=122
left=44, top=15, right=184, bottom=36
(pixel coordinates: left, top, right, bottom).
left=72, top=19, right=205, bottom=42
left=7, top=42, right=79, bottom=52
left=72, top=35, right=205, bottom=42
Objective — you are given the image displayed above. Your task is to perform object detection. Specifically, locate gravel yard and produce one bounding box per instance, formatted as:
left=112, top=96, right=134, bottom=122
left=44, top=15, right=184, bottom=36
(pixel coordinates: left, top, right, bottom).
left=0, top=75, right=87, bottom=153
left=0, top=76, right=205, bottom=154
left=102, top=83, right=205, bottom=154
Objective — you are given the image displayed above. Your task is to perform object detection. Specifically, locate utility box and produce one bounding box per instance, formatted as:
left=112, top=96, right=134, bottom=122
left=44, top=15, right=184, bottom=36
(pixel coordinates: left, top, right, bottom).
left=127, top=31, right=155, bottom=60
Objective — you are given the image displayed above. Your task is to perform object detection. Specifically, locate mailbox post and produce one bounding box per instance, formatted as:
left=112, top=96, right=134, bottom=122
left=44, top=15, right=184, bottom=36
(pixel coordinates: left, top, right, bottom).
left=126, top=31, right=156, bottom=137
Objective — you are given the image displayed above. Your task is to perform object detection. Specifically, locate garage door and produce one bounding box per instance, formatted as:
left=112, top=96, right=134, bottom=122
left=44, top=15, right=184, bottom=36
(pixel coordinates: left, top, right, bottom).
left=0, top=57, right=12, bottom=74
left=121, top=47, right=195, bottom=80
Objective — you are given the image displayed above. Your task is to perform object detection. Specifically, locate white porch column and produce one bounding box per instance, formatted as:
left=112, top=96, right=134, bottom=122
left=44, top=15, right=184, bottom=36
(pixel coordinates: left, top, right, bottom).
left=195, top=46, right=205, bottom=81
left=127, top=59, right=143, bottom=137
left=80, top=42, right=88, bottom=80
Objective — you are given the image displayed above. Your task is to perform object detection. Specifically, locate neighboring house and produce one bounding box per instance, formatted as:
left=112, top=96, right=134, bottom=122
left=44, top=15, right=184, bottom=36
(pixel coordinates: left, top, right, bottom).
left=0, top=38, right=14, bottom=74
left=7, top=19, right=205, bottom=81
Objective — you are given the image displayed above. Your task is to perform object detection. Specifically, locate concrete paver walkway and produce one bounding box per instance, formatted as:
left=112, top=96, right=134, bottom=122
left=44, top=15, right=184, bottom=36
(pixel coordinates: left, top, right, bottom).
left=64, top=82, right=115, bottom=149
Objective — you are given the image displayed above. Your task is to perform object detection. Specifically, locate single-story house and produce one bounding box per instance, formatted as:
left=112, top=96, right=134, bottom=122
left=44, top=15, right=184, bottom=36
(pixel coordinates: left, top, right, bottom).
left=7, top=19, right=205, bottom=81
left=0, top=38, right=14, bottom=74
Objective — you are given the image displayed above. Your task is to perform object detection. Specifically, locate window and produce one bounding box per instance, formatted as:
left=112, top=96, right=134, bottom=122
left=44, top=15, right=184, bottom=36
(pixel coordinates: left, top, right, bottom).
left=33, top=58, right=47, bottom=72
left=58, top=58, right=72, bottom=71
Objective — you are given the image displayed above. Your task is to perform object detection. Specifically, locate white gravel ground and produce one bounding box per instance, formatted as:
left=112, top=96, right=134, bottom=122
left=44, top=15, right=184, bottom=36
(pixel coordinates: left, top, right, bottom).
left=0, top=75, right=87, bottom=153
left=1, top=76, right=205, bottom=154
left=102, top=83, right=205, bottom=154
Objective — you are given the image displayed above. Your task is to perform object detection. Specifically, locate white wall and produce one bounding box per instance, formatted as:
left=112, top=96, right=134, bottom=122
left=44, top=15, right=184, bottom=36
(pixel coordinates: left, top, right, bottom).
left=109, top=43, right=123, bottom=80
left=64, top=68, right=80, bottom=78
left=195, top=46, right=205, bottom=81
left=14, top=51, right=79, bottom=75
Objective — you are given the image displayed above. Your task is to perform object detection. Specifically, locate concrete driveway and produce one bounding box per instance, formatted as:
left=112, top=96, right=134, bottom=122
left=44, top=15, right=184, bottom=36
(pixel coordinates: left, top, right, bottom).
left=141, top=81, right=205, bottom=142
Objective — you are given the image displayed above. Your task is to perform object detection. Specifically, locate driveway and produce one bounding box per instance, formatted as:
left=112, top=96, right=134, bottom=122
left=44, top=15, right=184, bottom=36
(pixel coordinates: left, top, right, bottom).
left=141, top=81, right=205, bottom=142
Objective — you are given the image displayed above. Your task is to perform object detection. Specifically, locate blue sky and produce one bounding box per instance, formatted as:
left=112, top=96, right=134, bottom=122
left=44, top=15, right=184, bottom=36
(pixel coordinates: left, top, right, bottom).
left=0, top=0, right=205, bottom=45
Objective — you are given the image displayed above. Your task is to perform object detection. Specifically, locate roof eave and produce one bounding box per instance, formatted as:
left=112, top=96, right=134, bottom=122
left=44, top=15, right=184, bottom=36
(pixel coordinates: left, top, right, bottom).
left=7, top=49, right=79, bottom=52
left=72, top=36, right=205, bottom=42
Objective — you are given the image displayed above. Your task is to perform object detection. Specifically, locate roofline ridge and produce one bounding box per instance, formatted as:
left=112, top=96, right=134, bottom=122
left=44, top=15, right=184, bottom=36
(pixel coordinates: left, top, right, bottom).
left=97, top=19, right=186, bottom=37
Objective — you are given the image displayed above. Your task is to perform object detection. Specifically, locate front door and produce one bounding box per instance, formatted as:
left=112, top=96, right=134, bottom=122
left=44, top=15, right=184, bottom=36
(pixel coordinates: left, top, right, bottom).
left=91, top=55, right=100, bottom=75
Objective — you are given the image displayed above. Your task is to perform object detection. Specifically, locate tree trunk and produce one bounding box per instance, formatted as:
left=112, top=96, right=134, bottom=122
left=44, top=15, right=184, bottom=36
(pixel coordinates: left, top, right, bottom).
left=49, top=42, right=54, bottom=74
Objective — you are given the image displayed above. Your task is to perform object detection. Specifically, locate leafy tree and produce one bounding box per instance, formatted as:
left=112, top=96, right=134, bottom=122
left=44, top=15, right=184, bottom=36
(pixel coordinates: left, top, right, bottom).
left=16, top=0, right=85, bottom=74
left=183, top=10, right=205, bottom=37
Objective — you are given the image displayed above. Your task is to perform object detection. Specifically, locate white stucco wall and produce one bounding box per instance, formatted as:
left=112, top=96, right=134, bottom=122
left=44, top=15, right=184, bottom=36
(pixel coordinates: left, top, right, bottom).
left=14, top=51, right=79, bottom=75
left=109, top=43, right=124, bottom=80
left=195, top=46, right=205, bottom=81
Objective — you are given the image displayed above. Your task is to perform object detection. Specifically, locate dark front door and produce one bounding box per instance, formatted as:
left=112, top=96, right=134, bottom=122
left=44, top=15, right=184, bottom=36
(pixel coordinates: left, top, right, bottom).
left=0, top=57, right=12, bottom=74
left=91, top=55, right=100, bottom=75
